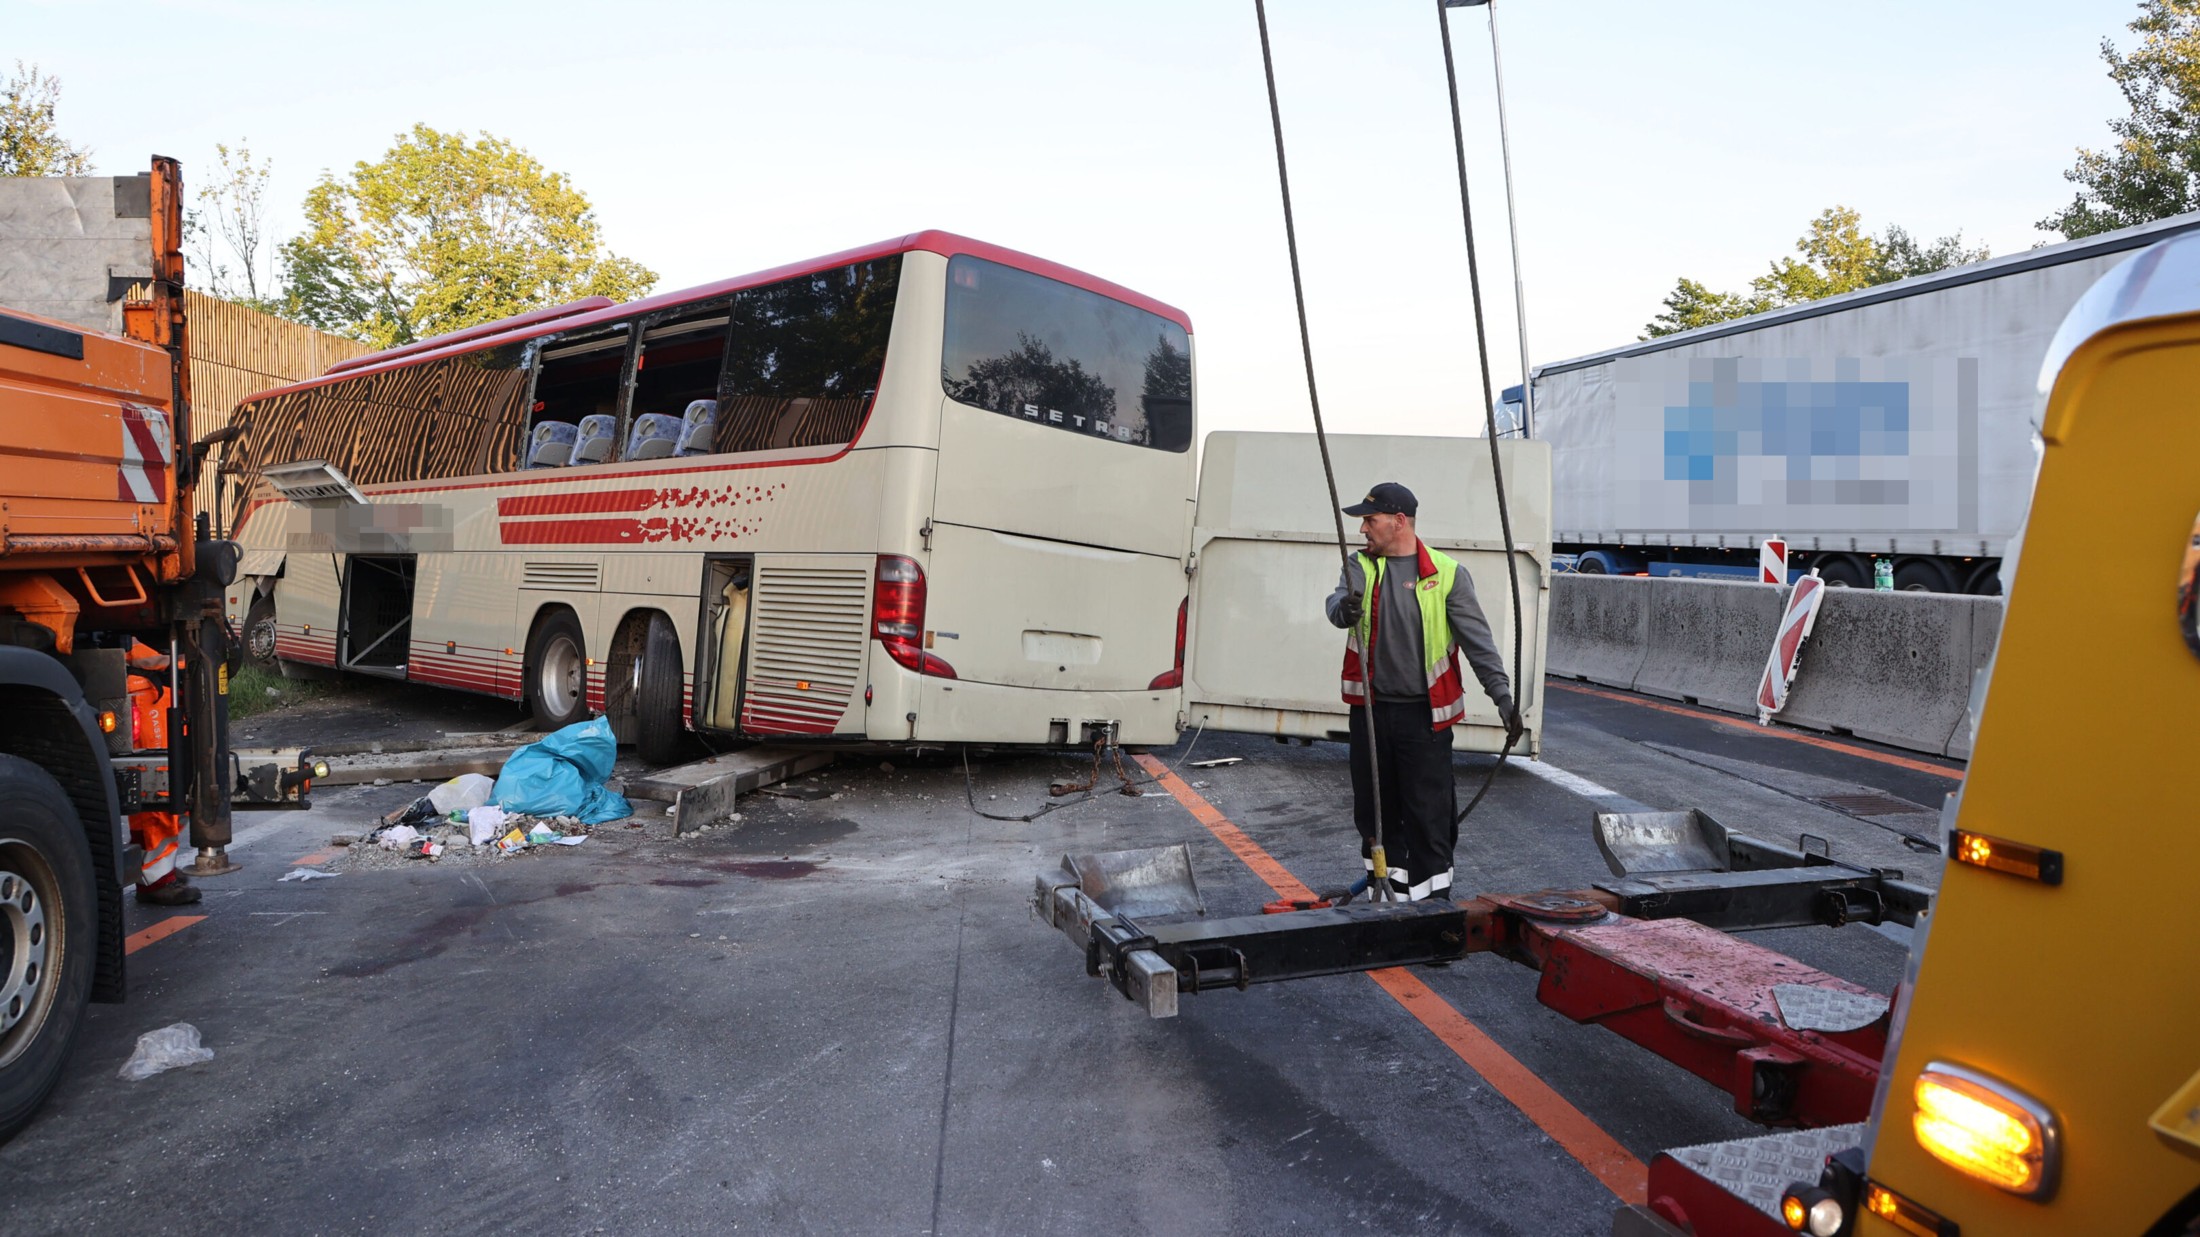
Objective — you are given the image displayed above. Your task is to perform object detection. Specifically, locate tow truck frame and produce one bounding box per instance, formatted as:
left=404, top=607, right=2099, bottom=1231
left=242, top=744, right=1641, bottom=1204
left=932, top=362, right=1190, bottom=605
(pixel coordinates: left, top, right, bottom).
left=1035, top=810, right=1934, bottom=1230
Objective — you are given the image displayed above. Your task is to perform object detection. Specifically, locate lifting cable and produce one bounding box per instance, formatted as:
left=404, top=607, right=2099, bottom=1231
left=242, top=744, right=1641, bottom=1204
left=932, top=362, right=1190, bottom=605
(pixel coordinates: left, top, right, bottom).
left=1436, top=0, right=1528, bottom=827
left=1253, top=0, right=1397, bottom=902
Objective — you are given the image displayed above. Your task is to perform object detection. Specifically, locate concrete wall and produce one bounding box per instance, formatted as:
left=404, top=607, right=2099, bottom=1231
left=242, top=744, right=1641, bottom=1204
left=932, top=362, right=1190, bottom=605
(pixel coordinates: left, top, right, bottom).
left=1547, top=574, right=2000, bottom=758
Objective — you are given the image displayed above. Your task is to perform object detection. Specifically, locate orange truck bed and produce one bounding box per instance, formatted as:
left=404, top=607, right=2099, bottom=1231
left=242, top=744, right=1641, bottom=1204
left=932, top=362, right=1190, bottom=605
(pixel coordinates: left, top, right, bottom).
left=0, top=306, right=184, bottom=581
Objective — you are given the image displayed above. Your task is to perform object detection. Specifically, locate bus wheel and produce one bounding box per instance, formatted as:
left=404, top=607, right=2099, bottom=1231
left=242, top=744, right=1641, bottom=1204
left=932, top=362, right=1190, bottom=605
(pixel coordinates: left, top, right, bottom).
left=526, top=611, right=588, bottom=731
left=244, top=596, right=281, bottom=672
left=0, top=755, right=96, bottom=1146
left=636, top=613, right=686, bottom=767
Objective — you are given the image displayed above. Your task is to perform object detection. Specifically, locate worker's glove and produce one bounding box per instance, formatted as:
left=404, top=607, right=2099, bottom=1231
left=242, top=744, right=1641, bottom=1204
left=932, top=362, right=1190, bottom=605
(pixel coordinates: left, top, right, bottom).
left=1338, top=593, right=1362, bottom=625
left=1502, top=702, right=1525, bottom=744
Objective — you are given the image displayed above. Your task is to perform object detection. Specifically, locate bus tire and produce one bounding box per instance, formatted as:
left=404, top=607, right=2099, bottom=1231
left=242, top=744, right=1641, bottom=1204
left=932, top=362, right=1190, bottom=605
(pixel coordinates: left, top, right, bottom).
left=243, top=596, right=280, bottom=672
left=0, top=755, right=98, bottom=1146
left=636, top=613, right=685, bottom=767
left=525, top=610, right=588, bottom=732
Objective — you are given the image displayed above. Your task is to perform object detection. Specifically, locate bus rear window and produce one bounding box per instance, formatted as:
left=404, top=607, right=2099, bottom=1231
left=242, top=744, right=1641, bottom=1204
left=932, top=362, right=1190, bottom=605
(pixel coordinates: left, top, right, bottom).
left=941, top=256, right=1192, bottom=453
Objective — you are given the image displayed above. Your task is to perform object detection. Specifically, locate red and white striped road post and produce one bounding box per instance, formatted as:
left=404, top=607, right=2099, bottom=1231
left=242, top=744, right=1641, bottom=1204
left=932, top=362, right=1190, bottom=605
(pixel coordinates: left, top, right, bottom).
left=1759, top=536, right=1787, bottom=585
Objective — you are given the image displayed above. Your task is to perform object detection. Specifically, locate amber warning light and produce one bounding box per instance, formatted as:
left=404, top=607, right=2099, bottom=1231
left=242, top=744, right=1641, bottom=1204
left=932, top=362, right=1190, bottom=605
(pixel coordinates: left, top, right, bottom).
left=1949, top=828, right=2062, bottom=885
left=1912, top=1061, right=2060, bottom=1199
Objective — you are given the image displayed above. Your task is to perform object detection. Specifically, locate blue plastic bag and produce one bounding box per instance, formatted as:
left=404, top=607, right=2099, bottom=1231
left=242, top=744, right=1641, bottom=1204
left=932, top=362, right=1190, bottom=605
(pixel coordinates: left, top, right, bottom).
left=492, top=717, right=633, bottom=824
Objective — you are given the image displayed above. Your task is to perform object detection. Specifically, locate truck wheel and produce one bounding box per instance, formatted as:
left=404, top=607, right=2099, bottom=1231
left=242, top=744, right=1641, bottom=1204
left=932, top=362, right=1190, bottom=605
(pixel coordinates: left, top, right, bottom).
left=1964, top=559, right=2004, bottom=596
left=525, top=611, right=588, bottom=731
left=243, top=596, right=280, bottom=672
left=1893, top=558, right=1954, bottom=593
left=635, top=613, right=686, bottom=767
left=1575, top=556, right=1608, bottom=575
left=1814, top=554, right=1867, bottom=588
left=0, top=755, right=97, bottom=1146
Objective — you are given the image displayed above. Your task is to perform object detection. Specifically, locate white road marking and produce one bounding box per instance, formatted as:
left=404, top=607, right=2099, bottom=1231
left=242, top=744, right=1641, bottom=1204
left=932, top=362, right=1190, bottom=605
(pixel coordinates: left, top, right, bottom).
left=1511, top=759, right=1622, bottom=800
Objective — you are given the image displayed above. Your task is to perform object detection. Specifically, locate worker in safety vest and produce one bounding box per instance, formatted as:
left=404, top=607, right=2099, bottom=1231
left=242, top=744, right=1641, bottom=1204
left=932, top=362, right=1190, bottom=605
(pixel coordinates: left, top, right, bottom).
left=125, top=640, right=200, bottom=906
left=1325, top=482, right=1519, bottom=901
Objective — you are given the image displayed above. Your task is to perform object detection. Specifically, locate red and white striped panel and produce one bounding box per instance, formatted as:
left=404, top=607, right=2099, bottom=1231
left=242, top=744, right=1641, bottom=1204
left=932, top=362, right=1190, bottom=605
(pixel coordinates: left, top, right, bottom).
left=117, top=402, right=173, bottom=503
left=1755, top=572, right=1825, bottom=724
left=1759, top=537, right=1787, bottom=584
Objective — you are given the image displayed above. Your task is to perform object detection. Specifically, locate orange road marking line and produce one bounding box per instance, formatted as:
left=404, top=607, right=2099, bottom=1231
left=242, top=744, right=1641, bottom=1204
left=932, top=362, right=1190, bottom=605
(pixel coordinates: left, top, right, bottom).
left=125, top=915, right=205, bottom=955
left=1548, top=679, right=1966, bottom=780
left=1367, top=969, right=1649, bottom=1202
left=294, top=851, right=334, bottom=866
left=1132, top=753, right=1649, bottom=1203
left=1141, top=754, right=1317, bottom=902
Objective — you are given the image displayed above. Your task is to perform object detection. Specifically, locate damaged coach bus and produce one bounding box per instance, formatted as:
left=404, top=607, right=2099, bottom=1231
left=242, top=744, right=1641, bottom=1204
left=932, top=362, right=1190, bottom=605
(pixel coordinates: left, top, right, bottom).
left=220, top=232, right=1196, bottom=761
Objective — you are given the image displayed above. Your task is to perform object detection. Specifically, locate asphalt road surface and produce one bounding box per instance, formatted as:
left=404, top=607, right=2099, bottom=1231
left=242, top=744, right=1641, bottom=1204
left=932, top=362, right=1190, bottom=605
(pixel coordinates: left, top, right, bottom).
left=0, top=678, right=1959, bottom=1235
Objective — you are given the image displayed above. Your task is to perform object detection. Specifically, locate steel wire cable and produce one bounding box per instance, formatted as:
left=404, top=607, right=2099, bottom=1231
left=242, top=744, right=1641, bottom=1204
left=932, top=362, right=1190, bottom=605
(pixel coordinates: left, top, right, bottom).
left=1438, top=0, right=1528, bottom=828
left=1253, top=0, right=1396, bottom=900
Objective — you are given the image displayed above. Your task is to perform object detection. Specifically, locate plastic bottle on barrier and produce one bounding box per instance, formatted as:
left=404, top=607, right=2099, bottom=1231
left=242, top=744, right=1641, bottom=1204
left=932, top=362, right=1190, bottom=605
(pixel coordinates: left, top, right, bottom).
left=1873, top=557, right=1894, bottom=591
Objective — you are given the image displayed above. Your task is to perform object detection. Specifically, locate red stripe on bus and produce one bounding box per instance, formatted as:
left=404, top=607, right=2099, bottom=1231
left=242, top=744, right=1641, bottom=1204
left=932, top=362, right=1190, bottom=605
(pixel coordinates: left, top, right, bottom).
left=496, top=490, right=659, bottom=517
left=498, top=518, right=649, bottom=545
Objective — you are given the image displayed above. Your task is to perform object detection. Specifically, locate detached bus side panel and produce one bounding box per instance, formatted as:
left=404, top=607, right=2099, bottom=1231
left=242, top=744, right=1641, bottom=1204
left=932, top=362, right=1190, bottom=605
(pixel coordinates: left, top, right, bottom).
left=1185, top=432, right=1551, bottom=754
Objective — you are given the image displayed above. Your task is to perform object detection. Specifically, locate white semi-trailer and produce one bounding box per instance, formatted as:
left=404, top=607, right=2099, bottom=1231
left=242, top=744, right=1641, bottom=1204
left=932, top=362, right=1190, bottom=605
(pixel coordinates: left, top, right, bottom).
left=1527, top=211, right=2200, bottom=592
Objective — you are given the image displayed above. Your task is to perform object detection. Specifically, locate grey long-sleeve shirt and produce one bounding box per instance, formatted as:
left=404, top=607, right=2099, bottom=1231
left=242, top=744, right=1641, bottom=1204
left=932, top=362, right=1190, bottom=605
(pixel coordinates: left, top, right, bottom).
left=1325, top=553, right=1514, bottom=714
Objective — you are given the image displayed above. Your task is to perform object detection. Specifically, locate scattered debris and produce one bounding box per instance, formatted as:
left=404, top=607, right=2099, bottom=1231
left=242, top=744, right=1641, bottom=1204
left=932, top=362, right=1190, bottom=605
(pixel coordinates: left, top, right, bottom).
left=277, top=868, right=338, bottom=882
left=376, top=825, right=421, bottom=850
left=466, top=805, right=507, bottom=847
left=117, top=1023, right=214, bottom=1081
left=493, top=717, right=631, bottom=824
left=427, top=772, right=495, bottom=814
left=1189, top=757, right=1243, bottom=769
left=329, top=833, right=360, bottom=848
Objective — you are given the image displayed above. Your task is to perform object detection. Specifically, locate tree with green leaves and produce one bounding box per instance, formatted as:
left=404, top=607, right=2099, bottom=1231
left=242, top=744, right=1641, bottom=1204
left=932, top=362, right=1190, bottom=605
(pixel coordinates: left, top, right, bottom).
left=0, top=61, right=94, bottom=177
left=1642, top=207, right=1988, bottom=338
left=280, top=124, right=657, bottom=347
left=188, top=142, right=281, bottom=312
left=2041, top=0, right=2200, bottom=239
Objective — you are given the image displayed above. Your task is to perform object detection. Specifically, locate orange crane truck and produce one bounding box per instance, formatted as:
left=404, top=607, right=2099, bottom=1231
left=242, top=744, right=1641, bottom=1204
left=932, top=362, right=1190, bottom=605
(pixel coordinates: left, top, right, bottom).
left=0, top=157, right=242, bottom=1144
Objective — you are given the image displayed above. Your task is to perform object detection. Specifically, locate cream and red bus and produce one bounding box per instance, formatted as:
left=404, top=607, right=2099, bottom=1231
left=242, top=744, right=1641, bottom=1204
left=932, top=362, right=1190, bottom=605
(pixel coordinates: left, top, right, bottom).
left=222, top=232, right=1196, bottom=762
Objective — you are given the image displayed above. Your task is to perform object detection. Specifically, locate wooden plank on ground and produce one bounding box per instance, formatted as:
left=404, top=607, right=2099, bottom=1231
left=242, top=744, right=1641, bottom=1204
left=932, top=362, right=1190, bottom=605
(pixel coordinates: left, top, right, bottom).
left=663, top=749, right=836, bottom=836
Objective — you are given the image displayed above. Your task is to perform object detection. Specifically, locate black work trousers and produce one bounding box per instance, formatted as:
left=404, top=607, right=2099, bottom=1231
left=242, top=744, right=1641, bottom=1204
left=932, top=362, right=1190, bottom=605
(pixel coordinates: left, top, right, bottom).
left=1348, top=700, right=1458, bottom=902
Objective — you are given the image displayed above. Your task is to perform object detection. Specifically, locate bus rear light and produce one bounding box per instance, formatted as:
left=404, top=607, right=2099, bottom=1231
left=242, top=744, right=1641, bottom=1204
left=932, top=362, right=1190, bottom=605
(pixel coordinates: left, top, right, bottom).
left=1149, top=597, right=1188, bottom=690
left=1912, top=1062, right=2058, bottom=1198
left=874, top=555, right=955, bottom=678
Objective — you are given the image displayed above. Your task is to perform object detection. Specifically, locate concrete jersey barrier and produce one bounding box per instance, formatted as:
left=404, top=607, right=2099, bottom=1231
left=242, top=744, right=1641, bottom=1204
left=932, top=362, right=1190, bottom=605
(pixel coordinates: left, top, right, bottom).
left=1544, top=573, right=1650, bottom=689
left=1548, top=574, right=2002, bottom=758
left=1631, top=577, right=1790, bottom=715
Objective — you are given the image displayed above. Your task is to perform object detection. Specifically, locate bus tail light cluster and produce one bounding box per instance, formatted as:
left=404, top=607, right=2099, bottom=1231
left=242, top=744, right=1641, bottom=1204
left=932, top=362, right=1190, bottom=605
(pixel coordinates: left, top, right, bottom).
left=1148, top=598, right=1187, bottom=690
left=874, top=555, right=955, bottom=679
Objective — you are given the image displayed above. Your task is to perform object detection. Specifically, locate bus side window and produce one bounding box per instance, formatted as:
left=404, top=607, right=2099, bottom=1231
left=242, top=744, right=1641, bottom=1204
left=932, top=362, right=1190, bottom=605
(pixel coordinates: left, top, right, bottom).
left=718, top=256, right=901, bottom=454
left=634, top=311, right=732, bottom=458
left=527, top=328, right=629, bottom=469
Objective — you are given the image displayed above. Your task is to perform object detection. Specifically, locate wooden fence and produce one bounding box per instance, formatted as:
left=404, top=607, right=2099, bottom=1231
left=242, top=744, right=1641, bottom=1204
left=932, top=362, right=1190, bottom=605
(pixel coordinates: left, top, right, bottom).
left=187, top=291, right=371, bottom=427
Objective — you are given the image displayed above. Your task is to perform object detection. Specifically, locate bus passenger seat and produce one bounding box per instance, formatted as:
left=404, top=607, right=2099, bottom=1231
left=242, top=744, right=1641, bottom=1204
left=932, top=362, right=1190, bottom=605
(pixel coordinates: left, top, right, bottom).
left=572, top=414, right=617, bottom=464
left=529, top=420, right=579, bottom=468
left=626, top=413, right=684, bottom=460
left=676, top=400, right=718, bottom=456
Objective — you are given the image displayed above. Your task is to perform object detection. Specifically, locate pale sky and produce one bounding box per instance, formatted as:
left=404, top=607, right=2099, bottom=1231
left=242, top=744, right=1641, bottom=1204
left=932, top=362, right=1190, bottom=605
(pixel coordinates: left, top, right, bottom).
left=12, top=0, right=2138, bottom=438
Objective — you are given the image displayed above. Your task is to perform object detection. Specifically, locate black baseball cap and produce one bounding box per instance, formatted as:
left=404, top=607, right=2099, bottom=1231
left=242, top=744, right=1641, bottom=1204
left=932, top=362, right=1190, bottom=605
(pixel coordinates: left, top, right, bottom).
left=1343, top=482, right=1417, bottom=517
